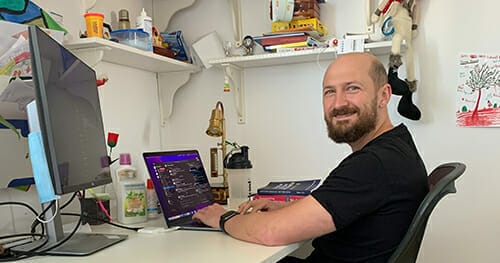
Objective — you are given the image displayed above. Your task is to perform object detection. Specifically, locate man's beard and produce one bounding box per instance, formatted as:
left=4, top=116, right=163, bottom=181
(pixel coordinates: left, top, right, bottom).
left=325, top=99, right=378, bottom=144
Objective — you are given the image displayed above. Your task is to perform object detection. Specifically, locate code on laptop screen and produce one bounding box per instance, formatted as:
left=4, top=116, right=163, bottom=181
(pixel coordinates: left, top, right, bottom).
left=144, top=152, right=213, bottom=221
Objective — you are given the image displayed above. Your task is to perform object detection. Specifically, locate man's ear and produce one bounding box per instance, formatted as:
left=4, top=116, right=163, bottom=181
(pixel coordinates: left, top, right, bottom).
left=379, top=83, right=392, bottom=107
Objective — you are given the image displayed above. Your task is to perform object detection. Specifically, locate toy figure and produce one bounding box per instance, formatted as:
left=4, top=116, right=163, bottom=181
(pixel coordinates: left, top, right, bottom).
left=371, top=0, right=421, bottom=120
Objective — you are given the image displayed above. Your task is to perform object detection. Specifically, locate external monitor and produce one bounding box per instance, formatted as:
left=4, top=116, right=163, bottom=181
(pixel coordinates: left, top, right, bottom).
left=13, top=26, right=126, bottom=256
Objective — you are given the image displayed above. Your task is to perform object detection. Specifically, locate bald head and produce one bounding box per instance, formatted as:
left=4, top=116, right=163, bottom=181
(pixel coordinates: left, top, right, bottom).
left=325, top=52, right=388, bottom=89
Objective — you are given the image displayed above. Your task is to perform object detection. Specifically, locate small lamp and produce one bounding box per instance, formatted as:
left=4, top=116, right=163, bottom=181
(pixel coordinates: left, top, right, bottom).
left=206, top=101, right=228, bottom=203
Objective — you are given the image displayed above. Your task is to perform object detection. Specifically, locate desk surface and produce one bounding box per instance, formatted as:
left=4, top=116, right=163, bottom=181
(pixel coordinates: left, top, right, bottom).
left=23, top=219, right=301, bottom=263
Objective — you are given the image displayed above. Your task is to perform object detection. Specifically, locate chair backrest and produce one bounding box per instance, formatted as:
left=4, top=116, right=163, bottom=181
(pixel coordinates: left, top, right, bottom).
left=387, top=162, right=466, bottom=263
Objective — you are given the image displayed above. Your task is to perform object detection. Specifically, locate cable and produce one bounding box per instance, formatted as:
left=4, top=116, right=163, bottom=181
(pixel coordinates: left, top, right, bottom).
left=30, top=201, right=56, bottom=235
left=60, top=191, right=79, bottom=210
left=35, top=200, right=59, bottom=224
left=0, top=201, right=39, bottom=217
left=0, top=235, right=48, bottom=262
left=61, top=213, right=143, bottom=231
left=0, top=201, right=45, bottom=238
left=315, top=46, right=335, bottom=70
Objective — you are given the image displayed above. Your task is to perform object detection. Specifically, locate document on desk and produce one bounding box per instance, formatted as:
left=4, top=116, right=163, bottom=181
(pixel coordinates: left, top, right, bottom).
left=137, top=227, right=180, bottom=234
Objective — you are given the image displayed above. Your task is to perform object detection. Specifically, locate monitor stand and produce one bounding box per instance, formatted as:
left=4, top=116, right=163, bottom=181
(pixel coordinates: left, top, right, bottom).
left=12, top=232, right=127, bottom=256
left=11, top=202, right=127, bottom=256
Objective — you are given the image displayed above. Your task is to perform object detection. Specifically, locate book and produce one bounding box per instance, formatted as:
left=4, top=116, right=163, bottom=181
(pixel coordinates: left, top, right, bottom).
left=263, top=41, right=309, bottom=51
left=257, top=179, right=321, bottom=195
left=263, top=36, right=327, bottom=51
left=253, top=32, right=307, bottom=46
left=252, top=194, right=306, bottom=202
left=275, top=46, right=317, bottom=53
left=258, top=34, right=309, bottom=46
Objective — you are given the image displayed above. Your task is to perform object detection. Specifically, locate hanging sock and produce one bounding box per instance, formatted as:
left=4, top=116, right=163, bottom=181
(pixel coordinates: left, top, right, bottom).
left=388, top=66, right=410, bottom=96
left=397, top=79, right=421, bottom=121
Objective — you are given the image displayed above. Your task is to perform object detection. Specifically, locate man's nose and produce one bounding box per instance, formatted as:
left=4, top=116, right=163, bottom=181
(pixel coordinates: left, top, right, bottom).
left=333, top=91, right=348, bottom=108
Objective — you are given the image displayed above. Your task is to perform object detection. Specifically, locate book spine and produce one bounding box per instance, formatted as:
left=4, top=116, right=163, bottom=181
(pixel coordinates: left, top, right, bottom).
left=252, top=194, right=306, bottom=202
left=256, top=189, right=312, bottom=195
left=275, top=46, right=317, bottom=52
left=260, top=35, right=308, bottom=46
left=264, top=41, right=309, bottom=51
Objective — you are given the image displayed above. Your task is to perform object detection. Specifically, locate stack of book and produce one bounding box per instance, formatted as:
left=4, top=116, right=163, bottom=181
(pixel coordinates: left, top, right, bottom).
left=252, top=179, right=321, bottom=202
left=253, top=32, right=326, bottom=53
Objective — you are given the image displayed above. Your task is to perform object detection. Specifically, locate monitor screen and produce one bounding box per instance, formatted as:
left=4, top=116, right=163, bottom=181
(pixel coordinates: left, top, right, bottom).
left=29, top=26, right=111, bottom=194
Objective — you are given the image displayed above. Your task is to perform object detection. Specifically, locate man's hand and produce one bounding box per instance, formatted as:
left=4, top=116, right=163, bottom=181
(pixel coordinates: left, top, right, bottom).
left=237, top=199, right=288, bottom=214
left=192, top=203, right=227, bottom=229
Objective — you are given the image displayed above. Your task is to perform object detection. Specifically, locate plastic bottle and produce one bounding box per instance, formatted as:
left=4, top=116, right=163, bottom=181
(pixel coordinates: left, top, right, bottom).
left=225, top=146, right=253, bottom=210
left=118, top=9, right=131, bottom=29
left=135, top=8, right=153, bottom=51
left=116, top=153, right=147, bottom=224
left=146, top=178, right=159, bottom=219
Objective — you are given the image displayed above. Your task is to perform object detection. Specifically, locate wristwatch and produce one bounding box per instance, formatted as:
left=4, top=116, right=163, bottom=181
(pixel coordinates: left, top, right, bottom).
left=219, top=210, right=239, bottom=234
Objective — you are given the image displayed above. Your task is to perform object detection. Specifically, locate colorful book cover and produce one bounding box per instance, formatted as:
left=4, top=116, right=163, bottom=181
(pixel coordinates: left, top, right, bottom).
left=252, top=194, right=306, bottom=202
left=263, top=41, right=309, bottom=51
left=257, top=179, right=321, bottom=195
left=253, top=32, right=307, bottom=46
left=160, top=30, right=193, bottom=63
left=258, top=34, right=308, bottom=46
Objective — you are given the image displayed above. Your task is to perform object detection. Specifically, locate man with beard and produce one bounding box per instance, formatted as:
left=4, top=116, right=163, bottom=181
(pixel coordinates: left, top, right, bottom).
left=193, top=52, right=428, bottom=262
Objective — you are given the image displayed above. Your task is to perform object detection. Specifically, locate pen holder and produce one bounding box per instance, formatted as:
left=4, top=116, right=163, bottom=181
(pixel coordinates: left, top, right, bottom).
left=80, top=198, right=110, bottom=225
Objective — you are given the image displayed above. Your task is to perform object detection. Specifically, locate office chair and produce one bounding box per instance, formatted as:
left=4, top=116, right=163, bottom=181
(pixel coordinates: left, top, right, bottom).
left=387, top=162, right=466, bottom=263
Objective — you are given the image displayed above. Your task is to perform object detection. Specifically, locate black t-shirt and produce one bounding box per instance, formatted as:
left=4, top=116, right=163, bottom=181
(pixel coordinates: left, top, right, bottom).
left=308, top=124, right=428, bottom=263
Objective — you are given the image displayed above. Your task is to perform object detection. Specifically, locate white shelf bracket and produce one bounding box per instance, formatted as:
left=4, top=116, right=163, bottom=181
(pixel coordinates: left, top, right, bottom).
left=157, top=71, right=192, bottom=126
left=70, top=47, right=108, bottom=69
left=222, top=63, right=245, bottom=124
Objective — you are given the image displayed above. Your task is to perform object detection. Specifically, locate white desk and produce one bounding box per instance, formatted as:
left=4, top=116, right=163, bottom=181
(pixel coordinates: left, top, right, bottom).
left=23, top=219, right=302, bottom=263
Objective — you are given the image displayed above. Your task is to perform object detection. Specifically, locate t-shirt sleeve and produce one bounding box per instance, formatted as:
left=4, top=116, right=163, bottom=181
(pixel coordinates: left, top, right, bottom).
left=311, top=151, right=387, bottom=230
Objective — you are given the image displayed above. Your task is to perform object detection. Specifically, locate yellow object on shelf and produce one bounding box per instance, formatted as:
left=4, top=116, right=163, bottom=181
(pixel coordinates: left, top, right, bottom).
left=289, top=18, right=327, bottom=36
left=272, top=21, right=290, bottom=32
left=271, top=18, right=328, bottom=37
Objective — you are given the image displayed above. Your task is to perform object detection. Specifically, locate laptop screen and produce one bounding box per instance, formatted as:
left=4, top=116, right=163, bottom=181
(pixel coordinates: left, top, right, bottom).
left=143, top=150, right=214, bottom=224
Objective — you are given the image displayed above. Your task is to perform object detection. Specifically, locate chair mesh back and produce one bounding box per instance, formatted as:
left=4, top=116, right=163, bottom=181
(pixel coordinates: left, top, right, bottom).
left=428, top=166, right=455, bottom=190
left=388, top=162, right=465, bottom=263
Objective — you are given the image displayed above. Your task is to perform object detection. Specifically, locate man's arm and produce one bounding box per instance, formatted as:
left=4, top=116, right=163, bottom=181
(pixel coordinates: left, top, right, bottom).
left=237, top=198, right=291, bottom=214
left=194, top=195, right=336, bottom=246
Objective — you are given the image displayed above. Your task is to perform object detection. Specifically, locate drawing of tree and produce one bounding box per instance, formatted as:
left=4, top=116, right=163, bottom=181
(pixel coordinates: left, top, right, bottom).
left=465, top=63, right=500, bottom=119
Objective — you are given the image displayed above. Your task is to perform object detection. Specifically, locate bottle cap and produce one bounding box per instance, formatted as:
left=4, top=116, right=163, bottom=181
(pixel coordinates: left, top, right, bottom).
left=118, top=9, right=129, bottom=21
left=147, top=178, right=154, bottom=189
left=119, top=153, right=131, bottom=165
left=225, top=146, right=252, bottom=169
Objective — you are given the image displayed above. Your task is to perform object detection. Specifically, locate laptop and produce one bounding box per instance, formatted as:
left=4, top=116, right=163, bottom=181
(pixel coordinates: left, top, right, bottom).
left=143, top=150, right=220, bottom=231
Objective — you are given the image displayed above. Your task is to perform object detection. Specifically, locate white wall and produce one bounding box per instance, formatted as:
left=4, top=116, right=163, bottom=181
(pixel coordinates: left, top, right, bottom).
left=1, top=0, right=499, bottom=261
left=164, top=0, right=500, bottom=262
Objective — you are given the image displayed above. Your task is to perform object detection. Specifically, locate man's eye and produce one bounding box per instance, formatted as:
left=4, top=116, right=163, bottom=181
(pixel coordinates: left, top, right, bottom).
left=324, top=89, right=335, bottom=96
left=346, top=86, right=360, bottom=92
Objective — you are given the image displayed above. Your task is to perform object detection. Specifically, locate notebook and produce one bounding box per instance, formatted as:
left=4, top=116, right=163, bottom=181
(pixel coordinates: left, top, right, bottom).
left=143, top=150, right=219, bottom=231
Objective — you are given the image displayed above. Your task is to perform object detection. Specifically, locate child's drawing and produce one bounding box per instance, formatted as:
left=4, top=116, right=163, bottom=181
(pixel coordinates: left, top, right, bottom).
left=457, top=54, right=500, bottom=127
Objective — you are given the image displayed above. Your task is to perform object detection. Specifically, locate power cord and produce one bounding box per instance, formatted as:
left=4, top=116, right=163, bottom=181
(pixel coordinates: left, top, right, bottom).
left=61, top=213, right=143, bottom=231
left=1, top=191, right=142, bottom=261
left=0, top=201, right=45, bottom=238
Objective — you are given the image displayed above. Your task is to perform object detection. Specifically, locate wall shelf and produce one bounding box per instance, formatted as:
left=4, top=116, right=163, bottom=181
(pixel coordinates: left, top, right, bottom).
left=208, top=41, right=393, bottom=68
left=64, top=37, right=200, bottom=123
left=64, top=37, right=199, bottom=73
left=208, top=41, right=394, bottom=123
